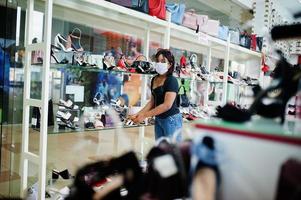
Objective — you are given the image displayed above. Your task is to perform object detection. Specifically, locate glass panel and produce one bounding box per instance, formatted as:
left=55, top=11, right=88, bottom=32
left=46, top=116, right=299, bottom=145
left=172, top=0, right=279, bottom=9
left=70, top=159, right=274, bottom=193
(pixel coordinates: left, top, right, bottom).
left=26, top=161, right=39, bottom=199
left=29, top=57, right=43, bottom=100
left=208, top=82, right=224, bottom=102
left=210, top=57, right=225, bottom=73
left=170, top=47, right=209, bottom=107
left=1, top=0, right=25, bottom=198
left=31, top=1, right=45, bottom=44
left=28, top=106, right=40, bottom=155
left=45, top=4, right=156, bottom=192
left=149, top=31, right=164, bottom=60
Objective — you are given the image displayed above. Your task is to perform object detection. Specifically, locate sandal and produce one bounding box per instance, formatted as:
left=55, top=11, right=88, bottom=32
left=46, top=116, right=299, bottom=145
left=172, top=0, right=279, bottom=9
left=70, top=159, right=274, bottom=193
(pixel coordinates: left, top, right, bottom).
left=58, top=99, right=79, bottom=110
left=54, top=34, right=74, bottom=52
left=56, top=111, right=79, bottom=122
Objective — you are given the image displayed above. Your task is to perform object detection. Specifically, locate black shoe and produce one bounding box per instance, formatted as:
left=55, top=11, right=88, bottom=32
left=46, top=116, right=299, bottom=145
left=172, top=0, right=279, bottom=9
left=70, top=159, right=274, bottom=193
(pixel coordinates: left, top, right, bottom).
left=249, top=51, right=301, bottom=123
left=85, top=122, right=95, bottom=129
left=59, top=118, right=78, bottom=130
left=59, top=169, right=73, bottom=179
left=132, top=61, right=155, bottom=74
left=52, top=169, right=73, bottom=180
left=216, top=104, right=251, bottom=122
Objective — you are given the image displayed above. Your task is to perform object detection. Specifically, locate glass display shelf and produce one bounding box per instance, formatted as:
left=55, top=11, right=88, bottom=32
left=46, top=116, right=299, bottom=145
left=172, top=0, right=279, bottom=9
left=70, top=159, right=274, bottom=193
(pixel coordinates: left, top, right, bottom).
left=209, top=81, right=224, bottom=84
left=174, top=75, right=225, bottom=84
left=29, top=63, right=230, bottom=86
left=47, top=63, right=217, bottom=84
left=229, top=43, right=262, bottom=60
left=47, top=0, right=262, bottom=61
left=50, top=64, right=156, bottom=77
left=227, top=82, right=257, bottom=87
left=31, top=118, right=195, bottom=135
left=31, top=123, right=154, bottom=135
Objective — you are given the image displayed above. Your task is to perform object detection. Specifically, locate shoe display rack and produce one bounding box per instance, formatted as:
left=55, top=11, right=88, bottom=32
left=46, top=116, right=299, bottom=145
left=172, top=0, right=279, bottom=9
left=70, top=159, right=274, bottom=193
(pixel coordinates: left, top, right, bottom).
left=20, top=0, right=263, bottom=198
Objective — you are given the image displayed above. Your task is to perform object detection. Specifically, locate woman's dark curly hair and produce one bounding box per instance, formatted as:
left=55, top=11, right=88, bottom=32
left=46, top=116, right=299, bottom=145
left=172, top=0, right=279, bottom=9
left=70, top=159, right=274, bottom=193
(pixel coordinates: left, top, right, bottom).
left=155, top=49, right=175, bottom=75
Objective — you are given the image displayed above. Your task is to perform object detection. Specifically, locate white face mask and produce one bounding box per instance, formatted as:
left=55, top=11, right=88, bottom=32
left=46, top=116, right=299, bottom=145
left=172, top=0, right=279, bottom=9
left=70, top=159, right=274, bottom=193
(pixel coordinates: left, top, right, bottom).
left=155, top=62, right=168, bottom=75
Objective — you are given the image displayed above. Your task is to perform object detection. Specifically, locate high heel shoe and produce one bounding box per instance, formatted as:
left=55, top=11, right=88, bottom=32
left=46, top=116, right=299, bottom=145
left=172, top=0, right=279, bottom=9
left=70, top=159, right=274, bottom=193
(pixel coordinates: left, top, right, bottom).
left=51, top=45, right=70, bottom=64
left=57, top=118, right=79, bottom=130
left=67, top=152, right=142, bottom=200
left=67, top=28, right=84, bottom=52
left=50, top=46, right=60, bottom=63
left=249, top=51, right=301, bottom=123
left=58, top=99, right=79, bottom=110
left=52, top=169, right=74, bottom=180
left=54, top=34, right=74, bottom=52
left=217, top=50, right=301, bottom=124
left=93, top=92, right=105, bottom=106
left=56, top=110, right=79, bottom=122
left=103, top=55, right=116, bottom=70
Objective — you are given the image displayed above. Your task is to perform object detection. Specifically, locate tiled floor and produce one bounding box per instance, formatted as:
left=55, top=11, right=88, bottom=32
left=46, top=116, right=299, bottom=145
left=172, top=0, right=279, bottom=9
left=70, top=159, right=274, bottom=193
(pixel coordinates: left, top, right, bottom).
left=0, top=124, right=156, bottom=197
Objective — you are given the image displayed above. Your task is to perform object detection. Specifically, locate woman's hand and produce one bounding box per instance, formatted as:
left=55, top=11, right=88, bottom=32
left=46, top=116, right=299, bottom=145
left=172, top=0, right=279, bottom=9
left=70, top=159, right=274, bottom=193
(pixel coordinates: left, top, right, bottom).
left=128, top=114, right=138, bottom=120
left=132, top=113, right=146, bottom=124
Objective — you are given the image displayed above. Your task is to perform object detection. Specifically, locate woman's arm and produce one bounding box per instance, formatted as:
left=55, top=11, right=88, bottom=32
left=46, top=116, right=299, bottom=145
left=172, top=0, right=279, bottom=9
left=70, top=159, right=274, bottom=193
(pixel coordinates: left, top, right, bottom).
left=144, top=92, right=176, bottom=117
left=132, top=92, right=177, bottom=123
left=128, top=97, right=154, bottom=120
left=138, top=96, right=155, bottom=114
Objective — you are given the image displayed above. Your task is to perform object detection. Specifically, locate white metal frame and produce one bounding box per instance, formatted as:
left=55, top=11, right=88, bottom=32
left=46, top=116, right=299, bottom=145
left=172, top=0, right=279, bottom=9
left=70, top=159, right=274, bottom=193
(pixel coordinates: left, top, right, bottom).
left=19, top=1, right=263, bottom=199
left=222, top=35, right=231, bottom=105
left=20, top=0, right=53, bottom=199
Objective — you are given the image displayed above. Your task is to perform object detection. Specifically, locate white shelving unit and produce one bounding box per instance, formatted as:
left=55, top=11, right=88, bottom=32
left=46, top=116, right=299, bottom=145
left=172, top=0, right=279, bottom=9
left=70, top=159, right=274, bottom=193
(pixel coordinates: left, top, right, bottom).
left=20, top=1, right=262, bottom=199
left=21, top=0, right=53, bottom=199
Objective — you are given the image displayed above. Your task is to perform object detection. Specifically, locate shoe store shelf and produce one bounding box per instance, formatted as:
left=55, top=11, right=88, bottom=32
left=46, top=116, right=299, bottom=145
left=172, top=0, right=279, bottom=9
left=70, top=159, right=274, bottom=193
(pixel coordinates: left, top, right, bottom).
left=229, top=43, right=262, bottom=60
left=49, top=63, right=212, bottom=84
left=49, top=0, right=262, bottom=61
left=27, top=0, right=263, bottom=127
left=33, top=119, right=194, bottom=135
left=228, top=81, right=258, bottom=87
left=35, top=123, right=152, bottom=135
left=51, top=64, right=156, bottom=77
left=48, top=0, right=262, bottom=108
left=169, top=22, right=261, bottom=61
left=53, top=0, right=168, bottom=30
left=209, top=81, right=224, bottom=84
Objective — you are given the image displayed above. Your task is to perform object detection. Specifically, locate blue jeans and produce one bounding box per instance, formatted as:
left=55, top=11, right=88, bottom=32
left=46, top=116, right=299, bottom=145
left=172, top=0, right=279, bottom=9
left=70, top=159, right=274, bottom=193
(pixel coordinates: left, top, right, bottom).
left=155, top=113, right=183, bottom=141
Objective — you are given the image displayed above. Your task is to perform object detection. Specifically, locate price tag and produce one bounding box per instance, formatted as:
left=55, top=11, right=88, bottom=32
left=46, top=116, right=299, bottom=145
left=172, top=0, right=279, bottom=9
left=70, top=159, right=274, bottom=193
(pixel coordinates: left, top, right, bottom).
left=31, top=118, right=37, bottom=126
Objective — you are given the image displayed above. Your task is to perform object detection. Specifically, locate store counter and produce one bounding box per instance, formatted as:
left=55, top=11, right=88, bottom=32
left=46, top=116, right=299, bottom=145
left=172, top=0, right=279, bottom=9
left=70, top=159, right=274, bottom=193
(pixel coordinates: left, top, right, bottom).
left=192, top=118, right=301, bottom=200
